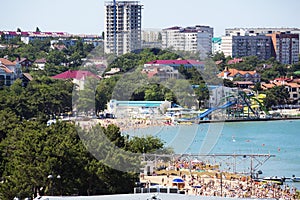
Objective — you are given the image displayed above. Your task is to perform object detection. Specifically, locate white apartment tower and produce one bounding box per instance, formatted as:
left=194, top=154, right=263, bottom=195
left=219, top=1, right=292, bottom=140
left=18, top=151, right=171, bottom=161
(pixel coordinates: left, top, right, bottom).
left=104, top=1, right=142, bottom=56
left=162, top=25, right=213, bottom=59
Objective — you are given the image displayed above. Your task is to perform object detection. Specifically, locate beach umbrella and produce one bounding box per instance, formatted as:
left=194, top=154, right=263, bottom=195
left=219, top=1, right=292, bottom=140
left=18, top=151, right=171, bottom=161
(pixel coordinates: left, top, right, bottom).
left=192, top=185, right=202, bottom=188
left=172, top=178, right=184, bottom=183
left=172, top=178, right=185, bottom=189
left=191, top=159, right=200, bottom=163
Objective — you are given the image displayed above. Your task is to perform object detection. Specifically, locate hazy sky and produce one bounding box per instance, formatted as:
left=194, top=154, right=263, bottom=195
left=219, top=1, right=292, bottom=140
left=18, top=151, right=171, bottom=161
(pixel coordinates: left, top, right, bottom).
left=1, top=0, right=300, bottom=36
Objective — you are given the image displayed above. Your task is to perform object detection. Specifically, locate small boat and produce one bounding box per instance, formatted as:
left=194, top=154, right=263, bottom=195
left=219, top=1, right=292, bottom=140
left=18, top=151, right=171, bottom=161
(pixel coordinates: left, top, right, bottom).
left=262, top=176, right=284, bottom=185
left=292, top=175, right=300, bottom=182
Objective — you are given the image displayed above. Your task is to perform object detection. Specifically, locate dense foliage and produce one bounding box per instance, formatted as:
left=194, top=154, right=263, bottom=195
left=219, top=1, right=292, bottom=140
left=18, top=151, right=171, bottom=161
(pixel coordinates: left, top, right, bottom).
left=0, top=112, right=166, bottom=199
left=0, top=75, right=167, bottom=199
left=0, top=78, right=73, bottom=121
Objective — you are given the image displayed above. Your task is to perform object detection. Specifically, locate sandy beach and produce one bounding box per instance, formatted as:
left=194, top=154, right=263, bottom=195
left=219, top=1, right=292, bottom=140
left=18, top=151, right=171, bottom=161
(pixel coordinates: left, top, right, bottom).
left=140, top=172, right=298, bottom=199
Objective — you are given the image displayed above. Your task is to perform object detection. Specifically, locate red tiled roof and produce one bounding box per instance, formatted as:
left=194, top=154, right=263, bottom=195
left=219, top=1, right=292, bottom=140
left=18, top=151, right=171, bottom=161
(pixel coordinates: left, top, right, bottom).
left=34, top=58, right=47, bottom=63
left=215, top=60, right=223, bottom=65
left=23, top=73, right=33, bottom=81
left=218, top=68, right=258, bottom=77
left=146, top=60, right=204, bottom=65
left=228, top=58, right=243, bottom=65
left=261, top=83, right=275, bottom=89
left=286, top=83, right=300, bottom=88
left=234, top=81, right=254, bottom=85
left=274, top=77, right=292, bottom=82
left=52, top=70, right=100, bottom=80
left=145, top=71, right=157, bottom=78
left=14, top=57, right=30, bottom=64
left=0, top=58, right=15, bottom=66
left=0, top=65, right=13, bottom=73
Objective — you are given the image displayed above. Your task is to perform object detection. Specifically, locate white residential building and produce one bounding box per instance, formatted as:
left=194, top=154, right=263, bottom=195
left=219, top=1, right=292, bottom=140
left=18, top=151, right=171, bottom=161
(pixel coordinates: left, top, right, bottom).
left=162, top=25, right=213, bottom=59
left=104, top=1, right=143, bottom=56
left=212, top=37, right=222, bottom=54
left=142, top=29, right=161, bottom=42
left=225, top=27, right=300, bottom=38
left=141, top=29, right=162, bottom=48
left=220, top=36, right=233, bottom=57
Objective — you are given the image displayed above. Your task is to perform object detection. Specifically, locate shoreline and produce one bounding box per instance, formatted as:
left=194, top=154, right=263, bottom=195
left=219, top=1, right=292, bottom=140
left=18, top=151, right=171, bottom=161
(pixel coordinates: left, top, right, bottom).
left=91, top=116, right=300, bottom=133
left=198, top=116, right=300, bottom=124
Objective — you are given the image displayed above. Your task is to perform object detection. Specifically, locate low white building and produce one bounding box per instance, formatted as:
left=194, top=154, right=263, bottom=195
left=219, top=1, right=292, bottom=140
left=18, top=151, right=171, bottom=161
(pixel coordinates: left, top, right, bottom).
left=33, top=58, right=47, bottom=70
left=107, top=100, right=171, bottom=118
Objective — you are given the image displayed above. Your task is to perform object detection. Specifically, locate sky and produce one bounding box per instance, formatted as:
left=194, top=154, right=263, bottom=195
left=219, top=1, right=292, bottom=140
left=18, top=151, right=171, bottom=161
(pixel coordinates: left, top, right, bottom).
left=1, top=0, right=300, bottom=37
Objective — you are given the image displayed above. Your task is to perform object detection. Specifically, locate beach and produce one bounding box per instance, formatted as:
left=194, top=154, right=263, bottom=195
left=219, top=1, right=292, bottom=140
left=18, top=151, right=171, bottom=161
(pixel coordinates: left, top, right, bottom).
left=141, top=172, right=298, bottom=199
left=76, top=117, right=300, bottom=199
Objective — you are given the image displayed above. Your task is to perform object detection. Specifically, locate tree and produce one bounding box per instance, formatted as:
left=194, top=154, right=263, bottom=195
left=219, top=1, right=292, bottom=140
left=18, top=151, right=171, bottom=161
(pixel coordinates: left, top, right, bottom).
left=253, top=82, right=263, bottom=93
left=157, top=32, right=162, bottom=41
left=144, top=84, right=164, bottom=101
left=0, top=109, right=19, bottom=142
left=263, top=85, right=290, bottom=109
left=223, top=79, right=234, bottom=87
left=36, top=27, right=41, bottom=33
left=46, top=50, right=67, bottom=66
left=1, top=121, right=161, bottom=198
left=75, top=77, right=99, bottom=115
left=0, top=121, right=90, bottom=198
left=194, top=83, right=209, bottom=108
left=0, top=77, right=73, bottom=120
left=126, top=135, right=164, bottom=153
left=95, top=76, right=118, bottom=112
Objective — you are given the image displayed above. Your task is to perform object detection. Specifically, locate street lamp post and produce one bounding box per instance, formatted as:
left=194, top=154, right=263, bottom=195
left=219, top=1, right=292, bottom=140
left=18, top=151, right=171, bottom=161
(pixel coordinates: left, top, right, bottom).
left=220, top=171, right=223, bottom=197
left=56, top=175, right=62, bottom=196
left=47, top=174, right=61, bottom=196
left=47, top=175, right=54, bottom=196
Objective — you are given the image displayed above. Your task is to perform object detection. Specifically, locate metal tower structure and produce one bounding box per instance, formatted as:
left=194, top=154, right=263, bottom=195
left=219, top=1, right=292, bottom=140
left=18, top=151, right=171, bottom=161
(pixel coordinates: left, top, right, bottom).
left=141, top=153, right=275, bottom=177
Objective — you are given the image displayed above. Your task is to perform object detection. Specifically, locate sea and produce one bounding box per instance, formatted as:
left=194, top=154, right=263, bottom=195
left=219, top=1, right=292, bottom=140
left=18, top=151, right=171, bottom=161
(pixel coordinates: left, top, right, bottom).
left=124, top=119, right=300, bottom=188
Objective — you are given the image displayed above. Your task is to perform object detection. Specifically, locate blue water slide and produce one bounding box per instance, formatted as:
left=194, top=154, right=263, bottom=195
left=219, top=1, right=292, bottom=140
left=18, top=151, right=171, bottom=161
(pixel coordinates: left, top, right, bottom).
left=198, top=107, right=218, bottom=118
left=198, top=101, right=236, bottom=118
left=219, top=101, right=236, bottom=109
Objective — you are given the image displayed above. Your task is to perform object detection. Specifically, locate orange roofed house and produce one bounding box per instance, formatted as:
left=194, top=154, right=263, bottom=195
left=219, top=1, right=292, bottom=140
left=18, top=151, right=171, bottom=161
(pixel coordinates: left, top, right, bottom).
left=261, top=77, right=300, bottom=104
left=218, top=67, right=261, bottom=84
left=0, top=58, right=22, bottom=86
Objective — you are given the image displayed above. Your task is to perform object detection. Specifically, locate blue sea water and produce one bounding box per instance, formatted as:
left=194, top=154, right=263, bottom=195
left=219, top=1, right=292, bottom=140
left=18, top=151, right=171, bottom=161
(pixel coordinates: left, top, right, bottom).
left=125, top=119, right=300, bottom=187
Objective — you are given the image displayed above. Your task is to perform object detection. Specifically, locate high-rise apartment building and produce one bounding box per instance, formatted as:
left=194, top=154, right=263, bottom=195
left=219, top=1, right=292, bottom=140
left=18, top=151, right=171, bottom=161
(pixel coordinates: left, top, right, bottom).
left=225, top=27, right=300, bottom=38
left=162, top=25, right=213, bottom=59
left=104, top=1, right=142, bottom=56
left=232, top=35, right=274, bottom=60
left=221, top=35, right=274, bottom=60
left=267, top=33, right=299, bottom=64
left=221, top=28, right=299, bottom=64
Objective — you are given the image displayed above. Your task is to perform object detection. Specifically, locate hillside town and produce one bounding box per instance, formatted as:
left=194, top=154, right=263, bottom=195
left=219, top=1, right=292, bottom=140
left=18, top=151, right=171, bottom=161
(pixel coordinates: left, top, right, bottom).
left=1, top=0, right=300, bottom=200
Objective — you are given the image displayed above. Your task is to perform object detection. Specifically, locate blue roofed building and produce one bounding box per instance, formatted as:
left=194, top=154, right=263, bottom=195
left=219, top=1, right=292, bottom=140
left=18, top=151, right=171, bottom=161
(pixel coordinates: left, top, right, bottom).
left=107, top=100, right=171, bottom=118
